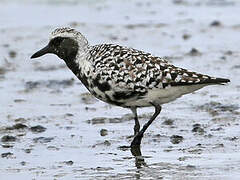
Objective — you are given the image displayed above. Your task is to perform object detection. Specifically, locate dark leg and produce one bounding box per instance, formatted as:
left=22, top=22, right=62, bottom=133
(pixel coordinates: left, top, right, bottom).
left=131, top=103, right=162, bottom=147
left=131, top=107, right=140, bottom=135
left=130, top=145, right=147, bottom=168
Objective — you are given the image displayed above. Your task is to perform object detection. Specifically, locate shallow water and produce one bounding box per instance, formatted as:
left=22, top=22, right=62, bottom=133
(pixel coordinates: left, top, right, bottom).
left=1, top=0, right=240, bottom=179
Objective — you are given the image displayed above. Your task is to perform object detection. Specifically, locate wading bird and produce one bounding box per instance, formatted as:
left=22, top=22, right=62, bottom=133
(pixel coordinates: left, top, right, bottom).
left=31, top=27, right=230, bottom=147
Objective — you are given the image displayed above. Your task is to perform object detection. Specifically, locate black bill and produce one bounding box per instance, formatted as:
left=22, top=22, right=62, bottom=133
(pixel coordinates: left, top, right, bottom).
left=31, top=44, right=51, bottom=59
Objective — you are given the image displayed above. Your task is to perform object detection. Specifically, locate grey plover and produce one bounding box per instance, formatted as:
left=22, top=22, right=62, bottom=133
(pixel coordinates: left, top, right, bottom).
left=31, top=27, right=230, bottom=147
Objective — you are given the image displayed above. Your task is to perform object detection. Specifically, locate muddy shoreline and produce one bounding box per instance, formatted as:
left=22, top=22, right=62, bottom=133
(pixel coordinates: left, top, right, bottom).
left=1, top=0, right=240, bottom=179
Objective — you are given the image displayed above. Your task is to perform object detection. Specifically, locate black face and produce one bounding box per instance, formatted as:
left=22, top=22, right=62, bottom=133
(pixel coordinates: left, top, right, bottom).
left=31, top=37, right=79, bottom=62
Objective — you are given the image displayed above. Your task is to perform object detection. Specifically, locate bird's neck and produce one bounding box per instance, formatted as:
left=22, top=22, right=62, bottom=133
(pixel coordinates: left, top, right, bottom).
left=64, top=48, right=93, bottom=89
left=64, top=58, right=80, bottom=76
left=63, top=45, right=90, bottom=73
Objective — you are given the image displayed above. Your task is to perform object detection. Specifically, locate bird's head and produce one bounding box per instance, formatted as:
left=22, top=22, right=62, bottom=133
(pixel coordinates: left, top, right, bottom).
left=31, top=27, right=88, bottom=61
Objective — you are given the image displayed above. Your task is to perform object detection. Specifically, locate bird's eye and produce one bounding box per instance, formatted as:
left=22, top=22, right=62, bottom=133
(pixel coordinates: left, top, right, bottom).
left=50, top=37, right=64, bottom=47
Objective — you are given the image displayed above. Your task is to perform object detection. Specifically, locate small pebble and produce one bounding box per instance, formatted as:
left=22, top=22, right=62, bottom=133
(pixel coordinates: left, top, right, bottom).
left=1, top=152, right=13, bottom=158
left=210, top=20, right=221, bottom=27
left=229, top=137, right=238, bottom=141
left=14, top=118, right=27, bottom=122
left=170, top=135, right=183, bottom=144
left=0, top=67, right=6, bottom=75
left=162, top=119, right=174, bottom=125
left=6, top=123, right=28, bottom=130
left=186, top=165, right=196, bottom=170
left=64, top=113, right=74, bottom=117
left=178, top=156, right=188, bottom=161
left=187, top=48, right=201, bottom=56
left=33, top=137, right=54, bottom=143
left=80, top=93, right=97, bottom=104
left=182, top=34, right=191, bottom=40
left=47, top=146, right=60, bottom=151
left=104, top=140, right=111, bottom=146
left=1, top=135, right=17, bottom=142
left=2, top=144, right=14, bottom=148
left=100, top=129, right=108, bottom=136
left=192, top=124, right=204, bottom=133
left=3, top=44, right=9, bottom=48
left=20, top=161, right=26, bottom=166
left=24, top=149, right=32, bottom=154
left=14, top=99, right=26, bottom=103
left=220, top=56, right=226, bottom=60
left=9, top=50, right=17, bottom=58
left=85, top=107, right=97, bottom=111
left=64, top=160, right=74, bottom=165
left=225, top=50, right=233, bottom=55
left=30, top=125, right=46, bottom=133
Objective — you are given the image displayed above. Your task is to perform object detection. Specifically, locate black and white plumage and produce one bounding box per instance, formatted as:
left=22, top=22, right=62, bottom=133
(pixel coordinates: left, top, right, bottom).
left=31, top=27, right=230, bottom=147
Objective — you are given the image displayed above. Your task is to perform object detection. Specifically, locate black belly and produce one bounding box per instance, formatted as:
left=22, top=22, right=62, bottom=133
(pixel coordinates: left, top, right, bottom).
left=78, top=73, right=146, bottom=107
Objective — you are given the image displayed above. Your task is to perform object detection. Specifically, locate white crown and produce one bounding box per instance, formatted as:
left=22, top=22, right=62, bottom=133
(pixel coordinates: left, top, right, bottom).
left=50, top=27, right=88, bottom=45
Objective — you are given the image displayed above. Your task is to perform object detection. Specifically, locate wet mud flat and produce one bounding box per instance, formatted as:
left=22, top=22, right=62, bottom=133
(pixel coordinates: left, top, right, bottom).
left=1, top=0, right=240, bottom=179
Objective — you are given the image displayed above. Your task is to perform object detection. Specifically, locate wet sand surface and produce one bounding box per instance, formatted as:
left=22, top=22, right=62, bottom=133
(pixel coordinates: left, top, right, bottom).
left=1, top=0, right=240, bottom=179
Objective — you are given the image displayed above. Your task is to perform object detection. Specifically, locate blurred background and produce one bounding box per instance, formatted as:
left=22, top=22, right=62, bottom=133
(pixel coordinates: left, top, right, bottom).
left=1, top=0, right=240, bottom=179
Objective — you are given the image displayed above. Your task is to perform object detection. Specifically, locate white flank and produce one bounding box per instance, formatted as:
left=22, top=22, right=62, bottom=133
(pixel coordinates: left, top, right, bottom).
left=125, top=84, right=206, bottom=107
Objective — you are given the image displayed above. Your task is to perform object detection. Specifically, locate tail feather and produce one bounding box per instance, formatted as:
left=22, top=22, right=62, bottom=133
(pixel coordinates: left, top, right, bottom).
left=209, top=77, right=230, bottom=85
